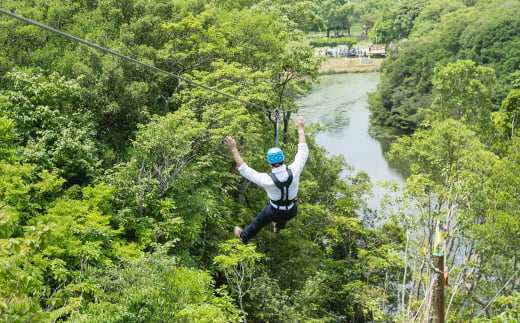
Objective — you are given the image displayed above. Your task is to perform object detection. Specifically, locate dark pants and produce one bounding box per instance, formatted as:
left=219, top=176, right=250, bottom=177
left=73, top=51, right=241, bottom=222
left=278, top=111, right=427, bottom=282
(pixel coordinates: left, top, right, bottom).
left=240, top=203, right=297, bottom=243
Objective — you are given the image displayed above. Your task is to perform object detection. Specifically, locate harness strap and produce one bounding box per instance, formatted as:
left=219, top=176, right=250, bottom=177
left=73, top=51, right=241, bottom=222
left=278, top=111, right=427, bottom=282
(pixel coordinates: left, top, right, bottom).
left=269, top=169, right=294, bottom=207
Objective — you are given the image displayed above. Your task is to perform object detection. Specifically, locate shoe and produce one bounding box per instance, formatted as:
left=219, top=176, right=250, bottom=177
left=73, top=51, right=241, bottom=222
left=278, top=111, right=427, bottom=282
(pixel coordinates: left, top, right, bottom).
left=273, top=223, right=280, bottom=234
left=234, top=226, right=243, bottom=241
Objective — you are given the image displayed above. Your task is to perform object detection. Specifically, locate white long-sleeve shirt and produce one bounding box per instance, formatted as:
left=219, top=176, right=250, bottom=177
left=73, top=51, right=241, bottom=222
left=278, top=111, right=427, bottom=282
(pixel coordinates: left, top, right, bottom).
left=237, top=143, right=309, bottom=209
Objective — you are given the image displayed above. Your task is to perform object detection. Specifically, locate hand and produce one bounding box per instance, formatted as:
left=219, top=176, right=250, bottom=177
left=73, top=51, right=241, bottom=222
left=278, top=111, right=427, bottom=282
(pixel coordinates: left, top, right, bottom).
left=295, top=116, right=305, bottom=130
left=224, top=135, right=245, bottom=166
left=224, top=136, right=237, bottom=150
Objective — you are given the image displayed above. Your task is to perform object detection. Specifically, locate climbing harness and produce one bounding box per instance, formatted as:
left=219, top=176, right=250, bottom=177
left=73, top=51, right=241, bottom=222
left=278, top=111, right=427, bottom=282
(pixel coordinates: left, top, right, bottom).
left=269, top=169, right=295, bottom=208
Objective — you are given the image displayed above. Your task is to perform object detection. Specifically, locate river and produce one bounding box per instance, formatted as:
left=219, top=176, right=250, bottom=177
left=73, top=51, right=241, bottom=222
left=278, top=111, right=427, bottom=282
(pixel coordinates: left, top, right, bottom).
left=297, top=72, right=406, bottom=212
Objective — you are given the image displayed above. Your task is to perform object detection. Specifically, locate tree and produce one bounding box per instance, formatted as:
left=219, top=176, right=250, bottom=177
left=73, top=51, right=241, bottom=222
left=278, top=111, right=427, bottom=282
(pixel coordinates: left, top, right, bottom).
left=214, top=239, right=263, bottom=323
left=1, top=68, right=100, bottom=184
left=0, top=160, right=141, bottom=321
left=369, top=0, right=520, bottom=133
left=493, top=88, right=520, bottom=149
left=70, top=255, right=240, bottom=322
left=427, top=60, right=497, bottom=143
left=384, top=119, right=519, bottom=321
left=318, top=0, right=355, bottom=38
left=392, top=0, right=428, bottom=40
left=270, top=0, right=325, bottom=33
left=107, top=108, right=209, bottom=248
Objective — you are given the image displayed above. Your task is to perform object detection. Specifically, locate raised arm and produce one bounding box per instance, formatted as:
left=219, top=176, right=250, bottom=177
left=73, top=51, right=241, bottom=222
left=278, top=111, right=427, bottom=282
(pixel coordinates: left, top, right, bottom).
left=224, top=135, right=244, bottom=167
left=295, top=116, right=306, bottom=144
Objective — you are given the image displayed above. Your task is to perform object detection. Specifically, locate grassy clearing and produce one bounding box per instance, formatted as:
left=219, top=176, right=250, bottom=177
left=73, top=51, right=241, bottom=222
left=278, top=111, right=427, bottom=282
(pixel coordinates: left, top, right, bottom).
left=306, top=25, right=382, bottom=73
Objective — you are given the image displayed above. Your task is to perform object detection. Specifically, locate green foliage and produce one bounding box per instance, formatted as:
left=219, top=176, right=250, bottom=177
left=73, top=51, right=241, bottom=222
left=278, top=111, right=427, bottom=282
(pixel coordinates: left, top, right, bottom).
left=493, top=88, right=520, bottom=152
left=458, top=2, right=520, bottom=81
left=385, top=118, right=519, bottom=321
left=369, top=0, right=520, bottom=135
left=318, top=0, right=357, bottom=37
left=262, top=0, right=325, bottom=33
left=1, top=0, right=321, bottom=153
left=373, top=7, right=518, bottom=317
left=1, top=0, right=517, bottom=321
left=107, top=105, right=241, bottom=262
left=0, top=116, right=17, bottom=161
left=427, top=60, right=497, bottom=143
left=391, top=0, right=428, bottom=40
left=472, top=153, right=520, bottom=254
left=71, top=255, right=240, bottom=322
left=0, top=162, right=65, bottom=218
left=301, top=217, right=404, bottom=321
left=214, top=239, right=263, bottom=321
left=388, top=119, right=493, bottom=185
left=0, top=170, right=140, bottom=321
left=1, top=68, right=100, bottom=183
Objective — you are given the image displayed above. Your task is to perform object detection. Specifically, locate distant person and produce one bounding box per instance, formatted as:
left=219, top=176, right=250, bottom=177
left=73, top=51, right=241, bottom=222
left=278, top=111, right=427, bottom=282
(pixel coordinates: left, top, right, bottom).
left=224, top=116, right=308, bottom=243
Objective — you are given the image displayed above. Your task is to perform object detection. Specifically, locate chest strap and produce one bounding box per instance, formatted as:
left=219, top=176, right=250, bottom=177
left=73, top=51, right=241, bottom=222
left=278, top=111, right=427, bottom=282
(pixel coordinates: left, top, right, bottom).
left=269, top=169, right=295, bottom=207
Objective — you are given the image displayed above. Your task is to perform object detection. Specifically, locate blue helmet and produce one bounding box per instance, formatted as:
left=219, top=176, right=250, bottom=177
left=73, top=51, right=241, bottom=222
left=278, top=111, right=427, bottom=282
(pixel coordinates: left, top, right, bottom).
left=266, top=147, right=284, bottom=164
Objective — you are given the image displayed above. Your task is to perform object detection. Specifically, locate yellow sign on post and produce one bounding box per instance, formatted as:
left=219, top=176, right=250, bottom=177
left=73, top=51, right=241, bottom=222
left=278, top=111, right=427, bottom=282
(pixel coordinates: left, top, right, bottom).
left=433, top=213, right=447, bottom=257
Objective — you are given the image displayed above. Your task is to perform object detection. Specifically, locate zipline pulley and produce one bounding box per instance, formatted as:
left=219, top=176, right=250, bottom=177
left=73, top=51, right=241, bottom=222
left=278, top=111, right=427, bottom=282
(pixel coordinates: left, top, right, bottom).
left=269, top=107, right=292, bottom=147
left=274, top=109, right=280, bottom=147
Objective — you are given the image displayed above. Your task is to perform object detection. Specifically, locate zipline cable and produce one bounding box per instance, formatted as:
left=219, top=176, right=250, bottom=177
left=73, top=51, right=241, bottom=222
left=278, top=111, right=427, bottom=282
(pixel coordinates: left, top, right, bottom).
left=0, top=8, right=278, bottom=114
left=476, top=267, right=520, bottom=318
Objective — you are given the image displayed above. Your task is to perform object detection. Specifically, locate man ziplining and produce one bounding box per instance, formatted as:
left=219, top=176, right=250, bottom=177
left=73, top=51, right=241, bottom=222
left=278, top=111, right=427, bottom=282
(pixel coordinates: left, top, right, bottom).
left=0, top=8, right=312, bottom=244
left=224, top=116, right=308, bottom=243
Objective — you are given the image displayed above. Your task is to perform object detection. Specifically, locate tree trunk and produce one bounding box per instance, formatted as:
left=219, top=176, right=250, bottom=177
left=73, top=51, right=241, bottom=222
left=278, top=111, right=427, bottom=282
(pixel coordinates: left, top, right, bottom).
left=432, top=255, right=446, bottom=323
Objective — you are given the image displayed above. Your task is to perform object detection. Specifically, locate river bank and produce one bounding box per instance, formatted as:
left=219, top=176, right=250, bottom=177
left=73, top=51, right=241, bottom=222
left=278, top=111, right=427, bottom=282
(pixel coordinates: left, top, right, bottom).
left=319, top=57, right=384, bottom=73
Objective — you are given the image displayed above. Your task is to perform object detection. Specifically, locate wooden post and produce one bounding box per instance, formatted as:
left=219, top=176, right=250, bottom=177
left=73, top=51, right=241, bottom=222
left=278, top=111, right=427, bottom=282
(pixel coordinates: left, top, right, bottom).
left=432, top=255, right=445, bottom=323
left=432, top=211, right=447, bottom=323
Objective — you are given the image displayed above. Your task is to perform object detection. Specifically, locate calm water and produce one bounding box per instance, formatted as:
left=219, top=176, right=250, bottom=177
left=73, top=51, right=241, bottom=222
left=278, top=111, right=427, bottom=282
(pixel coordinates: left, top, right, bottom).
left=297, top=73, right=406, bottom=211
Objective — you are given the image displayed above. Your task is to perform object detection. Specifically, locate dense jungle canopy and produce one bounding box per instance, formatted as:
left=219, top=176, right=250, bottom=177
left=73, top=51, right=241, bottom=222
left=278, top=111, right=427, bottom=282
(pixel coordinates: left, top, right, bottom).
left=0, top=0, right=518, bottom=322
